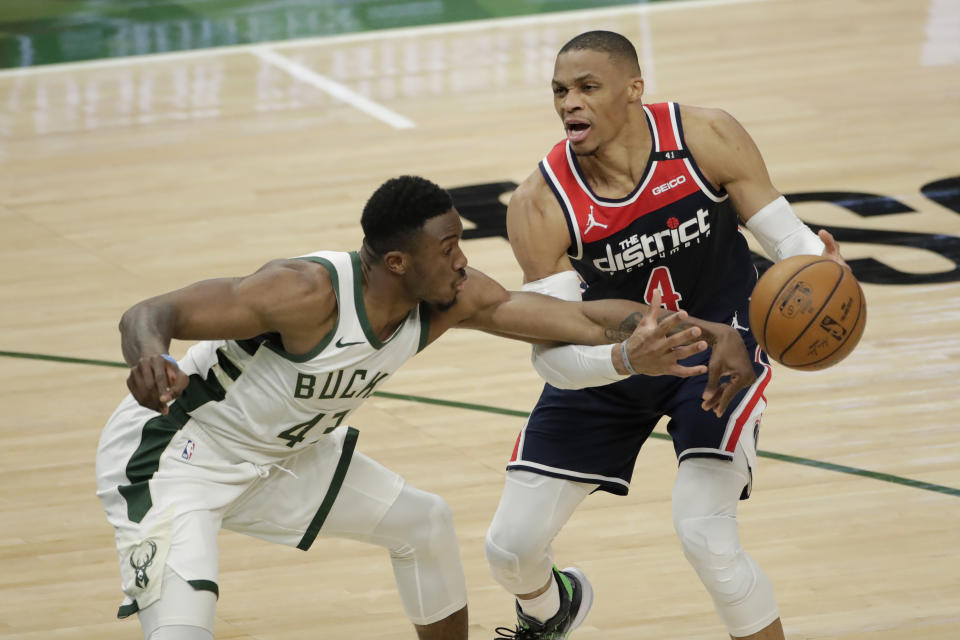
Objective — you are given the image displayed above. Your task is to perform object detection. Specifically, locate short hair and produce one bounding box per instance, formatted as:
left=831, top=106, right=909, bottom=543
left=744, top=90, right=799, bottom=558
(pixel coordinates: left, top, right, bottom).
left=558, top=30, right=641, bottom=73
left=361, top=175, right=453, bottom=255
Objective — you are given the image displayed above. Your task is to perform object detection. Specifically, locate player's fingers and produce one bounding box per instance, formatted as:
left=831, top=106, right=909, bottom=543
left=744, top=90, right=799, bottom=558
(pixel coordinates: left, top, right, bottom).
left=172, top=369, right=189, bottom=393
left=646, top=289, right=662, bottom=324
left=669, top=340, right=708, bottom=361
left=152, top=358, right=170, bottom=396
left=148, top=358, right=173, bottom=414
left=711, top=382, right=740, bottom=417
left=664, top=325, right=702, bottom=347
left=702, top=359, right=723, bottom=403
left=701, top=383, right=723, bottom=412
left=819, top=229, right=849, bottom=269
left=670, top=363, right=708, bottom=378
left=128, top=366, right=163, bottom=413
left=656, top=309, right=691, bottom=334
left=819, top=229, right=837, bottom=251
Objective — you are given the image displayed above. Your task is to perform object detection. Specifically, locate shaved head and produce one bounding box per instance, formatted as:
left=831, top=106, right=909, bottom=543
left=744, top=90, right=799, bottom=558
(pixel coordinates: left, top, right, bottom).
left=558, top=31, right=641, bottom=75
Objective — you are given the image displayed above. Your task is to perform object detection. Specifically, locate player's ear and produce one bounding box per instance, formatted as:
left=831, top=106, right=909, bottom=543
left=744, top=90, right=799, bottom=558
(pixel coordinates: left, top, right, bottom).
left=627, top=75, right=644, bottom=103
left=383, top=250, right=408, bottom=275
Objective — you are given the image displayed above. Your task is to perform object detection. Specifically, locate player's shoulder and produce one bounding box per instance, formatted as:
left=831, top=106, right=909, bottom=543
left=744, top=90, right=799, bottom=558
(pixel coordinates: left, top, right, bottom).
left=251, top=258, right=337, bottom=314
left=509, top=168, right=560, bottom=218
left=512, top=167, right=549, bottom=202
left=677, top=104, right=749, bottom=147
left=256, top=257, right=332, bottom=287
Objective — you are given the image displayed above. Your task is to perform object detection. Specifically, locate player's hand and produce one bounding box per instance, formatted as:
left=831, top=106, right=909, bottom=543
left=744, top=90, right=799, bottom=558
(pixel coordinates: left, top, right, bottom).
left=618, top=290, right=709, bottom=377
left=700, top=325, right=756, bottom=417
left=819, top=229, right=849, bottom=270
left=127, top=354, right=189, bottom=414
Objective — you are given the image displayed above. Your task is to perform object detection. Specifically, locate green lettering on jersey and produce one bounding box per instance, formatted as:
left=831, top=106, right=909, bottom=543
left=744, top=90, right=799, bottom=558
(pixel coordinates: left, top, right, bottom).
left=294, top=373, right=316, bottom=398
left=357, top=371, right=390, bottom=398
left=317, top=370, right=343, bottom=399
left=340, top=369, right=367, bottom=398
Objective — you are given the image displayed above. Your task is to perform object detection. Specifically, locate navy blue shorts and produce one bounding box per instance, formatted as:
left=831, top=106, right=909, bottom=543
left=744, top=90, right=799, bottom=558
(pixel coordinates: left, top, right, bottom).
left=507, top=311, right=772, bottom=496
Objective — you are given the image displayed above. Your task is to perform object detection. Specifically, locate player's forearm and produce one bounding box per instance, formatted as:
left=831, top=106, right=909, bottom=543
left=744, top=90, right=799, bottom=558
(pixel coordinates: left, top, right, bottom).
left=119, top=299, right=177, bottom=366
left=579, top=300, right=721, bottom=347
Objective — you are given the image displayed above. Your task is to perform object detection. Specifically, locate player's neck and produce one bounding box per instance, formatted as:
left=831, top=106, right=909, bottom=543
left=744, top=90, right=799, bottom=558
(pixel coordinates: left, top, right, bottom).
left=577, top=117, right=652, bottom=197
left=358, top=248, right=418, bottom=341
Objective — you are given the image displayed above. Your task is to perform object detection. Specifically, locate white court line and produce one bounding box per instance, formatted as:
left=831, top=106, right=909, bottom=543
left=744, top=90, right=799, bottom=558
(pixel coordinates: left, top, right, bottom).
left=251, top=47, right=415, bottom=129
left=0, top=0, right=770, bottom=78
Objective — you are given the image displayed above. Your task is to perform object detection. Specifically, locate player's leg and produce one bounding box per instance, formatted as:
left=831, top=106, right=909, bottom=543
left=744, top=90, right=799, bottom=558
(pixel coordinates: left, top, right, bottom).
left=319, top=454, right=468, bottom=639
left=223, top=426, right=467, bottom=638
left=672, top=446, right=782, bottom=639
left=98, top=404, right=250, bottom=640
left=667, top=330, right=782, bottom=639
left=485, top=470, right=596, bottom=636
left=489, top=384, right=658, bottom=637
left=137, top=565, right=217, bottom=640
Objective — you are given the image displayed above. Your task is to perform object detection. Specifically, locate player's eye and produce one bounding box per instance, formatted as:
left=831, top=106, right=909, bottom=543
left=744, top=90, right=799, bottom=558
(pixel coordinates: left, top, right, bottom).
left=553, top=86, right=567, bottom=97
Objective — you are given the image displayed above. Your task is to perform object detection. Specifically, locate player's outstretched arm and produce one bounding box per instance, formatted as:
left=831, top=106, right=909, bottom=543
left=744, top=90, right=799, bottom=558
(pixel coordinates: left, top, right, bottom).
left=120, top=259, right=335, bottom=413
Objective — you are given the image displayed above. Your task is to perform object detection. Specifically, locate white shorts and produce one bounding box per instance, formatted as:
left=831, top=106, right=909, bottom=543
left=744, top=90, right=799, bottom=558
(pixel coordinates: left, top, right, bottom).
left=96, top=395, right=404, bottom=618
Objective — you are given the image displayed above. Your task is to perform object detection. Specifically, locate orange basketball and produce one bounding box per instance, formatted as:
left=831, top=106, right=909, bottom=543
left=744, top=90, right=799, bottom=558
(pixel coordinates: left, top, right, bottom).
left=748, top=255, right=866, bottom=370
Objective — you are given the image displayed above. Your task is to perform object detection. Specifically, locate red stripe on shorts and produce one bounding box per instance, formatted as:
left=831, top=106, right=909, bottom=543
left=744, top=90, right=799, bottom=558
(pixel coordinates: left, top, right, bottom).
left=724, top=347, right=772, bottom=453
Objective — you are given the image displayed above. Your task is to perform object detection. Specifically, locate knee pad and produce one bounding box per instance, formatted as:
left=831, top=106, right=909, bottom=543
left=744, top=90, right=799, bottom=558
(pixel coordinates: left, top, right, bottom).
left=675, top=514, right=754, bottom=604
left=484, top=471, right=593, bottom=594
left=387, top=490, right=456, bottom=560
left=675, top=515, right=779, bottom=635
left=373, top=485, right=466, bottom=625
left=483, top=527, right=523, bottom=589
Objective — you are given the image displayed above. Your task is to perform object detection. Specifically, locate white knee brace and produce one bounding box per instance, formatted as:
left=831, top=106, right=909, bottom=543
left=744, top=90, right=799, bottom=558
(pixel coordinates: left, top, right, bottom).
left=485, top=471, right=595, bottom=595
left=673, top=453, right=779, bottom=636
left=371, top=484, right=467, bottom=625
left=675, top=514, right=756, bottom=604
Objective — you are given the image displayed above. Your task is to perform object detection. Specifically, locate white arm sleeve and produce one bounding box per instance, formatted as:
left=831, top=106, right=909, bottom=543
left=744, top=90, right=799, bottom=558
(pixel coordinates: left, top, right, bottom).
left=522, top=271, right=628, bottom=390
left=744, top=196, right=825, bottom=262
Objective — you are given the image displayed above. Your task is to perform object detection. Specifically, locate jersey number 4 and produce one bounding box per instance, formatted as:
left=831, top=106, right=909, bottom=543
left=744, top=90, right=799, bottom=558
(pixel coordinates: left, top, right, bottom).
left=278, top=410, right=349, bottom=447
left=644, top=266, right=682, bottom=311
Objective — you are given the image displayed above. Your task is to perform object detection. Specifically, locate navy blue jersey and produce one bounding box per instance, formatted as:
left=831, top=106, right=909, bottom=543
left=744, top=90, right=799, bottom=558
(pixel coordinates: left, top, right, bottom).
left=514, top=103, right=772, bottom=494
left=538, top=102, right=756, bottom=322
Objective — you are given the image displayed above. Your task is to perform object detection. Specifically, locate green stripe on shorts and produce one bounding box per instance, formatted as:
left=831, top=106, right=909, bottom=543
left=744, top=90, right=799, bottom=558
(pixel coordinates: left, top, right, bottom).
left=118, top=369, right=227, bottom=523
left=297, top=427, right=360, bottom=551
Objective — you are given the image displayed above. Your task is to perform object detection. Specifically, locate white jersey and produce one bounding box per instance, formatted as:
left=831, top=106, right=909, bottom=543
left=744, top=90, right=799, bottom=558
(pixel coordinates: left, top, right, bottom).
left=172, top=250, right=429, bottom=464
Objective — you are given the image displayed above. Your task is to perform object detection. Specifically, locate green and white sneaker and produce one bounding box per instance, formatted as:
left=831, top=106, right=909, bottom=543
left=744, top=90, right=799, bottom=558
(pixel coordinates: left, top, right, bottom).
left=493, top=566, right=594, bottom=639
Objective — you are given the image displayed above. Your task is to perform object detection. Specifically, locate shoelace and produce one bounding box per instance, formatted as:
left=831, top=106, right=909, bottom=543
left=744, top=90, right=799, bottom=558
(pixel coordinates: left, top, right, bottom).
left=493, top=625, right=539, bottom=640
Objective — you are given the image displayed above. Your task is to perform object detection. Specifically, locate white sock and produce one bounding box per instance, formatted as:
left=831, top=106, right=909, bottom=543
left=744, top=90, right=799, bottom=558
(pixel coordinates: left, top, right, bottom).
left=518, top=575, right=560, bottom=623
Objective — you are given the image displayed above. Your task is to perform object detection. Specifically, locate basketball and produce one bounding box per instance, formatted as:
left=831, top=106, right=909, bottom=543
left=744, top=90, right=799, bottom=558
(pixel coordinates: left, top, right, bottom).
left=748, top=255, right=866, bottom=370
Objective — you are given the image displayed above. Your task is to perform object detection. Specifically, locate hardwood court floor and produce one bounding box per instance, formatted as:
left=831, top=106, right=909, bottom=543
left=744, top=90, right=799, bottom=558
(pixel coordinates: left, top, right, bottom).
left=1, top=0, right=958, bottom=638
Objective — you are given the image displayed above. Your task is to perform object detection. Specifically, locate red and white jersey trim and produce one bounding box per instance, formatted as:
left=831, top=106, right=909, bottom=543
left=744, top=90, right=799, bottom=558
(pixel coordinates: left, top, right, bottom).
left=720, top=345, right=773, bottom=454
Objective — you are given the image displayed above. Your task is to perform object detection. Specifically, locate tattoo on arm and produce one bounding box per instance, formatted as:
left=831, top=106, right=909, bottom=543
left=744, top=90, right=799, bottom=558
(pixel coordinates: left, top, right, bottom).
left=604, top=311, right=644, bottom=342
left=603, top=310, right=715, bottom=345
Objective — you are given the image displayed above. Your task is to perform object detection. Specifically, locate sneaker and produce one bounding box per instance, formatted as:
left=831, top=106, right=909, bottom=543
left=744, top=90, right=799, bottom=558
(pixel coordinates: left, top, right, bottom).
left=493, top=566, right=594, bottom=639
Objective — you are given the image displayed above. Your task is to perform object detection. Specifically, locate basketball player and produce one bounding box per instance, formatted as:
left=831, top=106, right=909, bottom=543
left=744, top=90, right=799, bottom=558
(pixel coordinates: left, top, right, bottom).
left=485, top=32, right=847, bottom=639
left=96, top=175, right=757, bottom=640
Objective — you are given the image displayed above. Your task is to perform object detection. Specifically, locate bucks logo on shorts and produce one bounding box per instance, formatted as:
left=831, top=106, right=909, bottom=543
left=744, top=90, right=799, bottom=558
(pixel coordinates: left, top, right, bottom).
left=129, top=539, right=158, bottom=589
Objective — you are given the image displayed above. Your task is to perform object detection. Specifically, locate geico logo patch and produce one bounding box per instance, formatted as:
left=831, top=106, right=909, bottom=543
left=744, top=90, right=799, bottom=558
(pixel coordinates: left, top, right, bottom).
left=652, top=175, right=687, bottom=196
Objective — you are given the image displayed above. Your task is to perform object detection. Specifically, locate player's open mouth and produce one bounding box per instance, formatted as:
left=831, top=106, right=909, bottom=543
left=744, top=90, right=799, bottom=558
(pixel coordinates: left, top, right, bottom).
left=454, top=274, right=467, bottom=291
left=565, top=120, right=591, bottom=143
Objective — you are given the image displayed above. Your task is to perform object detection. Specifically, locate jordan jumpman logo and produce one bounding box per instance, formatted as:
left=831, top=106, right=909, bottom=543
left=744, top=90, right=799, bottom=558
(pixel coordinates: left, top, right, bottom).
left=584, top=205, right=608, bottom=235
